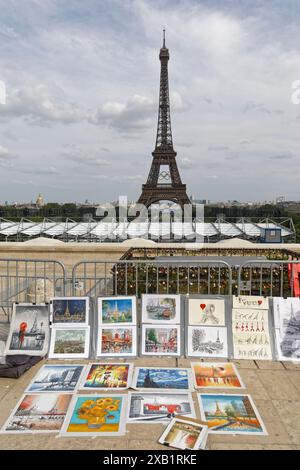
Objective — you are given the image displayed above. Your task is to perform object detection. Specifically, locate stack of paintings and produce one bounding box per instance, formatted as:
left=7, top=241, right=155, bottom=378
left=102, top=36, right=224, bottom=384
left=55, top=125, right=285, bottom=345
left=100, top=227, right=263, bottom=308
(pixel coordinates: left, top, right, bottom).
left=5, top=303, right=50, bottom=357
left=97, top=296, right=137, bottom=357
left=49, top=297, right=90, bottom=359
left=141, top=294, right=181, bottom=356
left=232, top=296, right=272, bottom=360
left=187, top=298, right=228, bottom=358
left=273, top=297, right=300, bottom=361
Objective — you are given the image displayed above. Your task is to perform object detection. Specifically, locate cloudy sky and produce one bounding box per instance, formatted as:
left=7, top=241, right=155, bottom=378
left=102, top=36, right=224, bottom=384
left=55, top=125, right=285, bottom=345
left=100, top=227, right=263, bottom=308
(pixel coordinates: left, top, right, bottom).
left=0, top=0, right=300, bottom=204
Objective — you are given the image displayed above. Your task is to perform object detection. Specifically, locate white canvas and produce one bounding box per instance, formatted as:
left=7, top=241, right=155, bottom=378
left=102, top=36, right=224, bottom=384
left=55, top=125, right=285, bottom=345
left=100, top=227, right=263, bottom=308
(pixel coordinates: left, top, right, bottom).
left=5, top=303, right=50, bottom=356
left=188, top=298, right=225, bottom=326
left=141, top=324, right=181, bottom=356
left=273, top=297, right=300, bottom=361
left=142, top=294, right=181, bottom=324
left=232, top=296, right=269, bottom=310
left=96, top=326, right=137, bottom=357
left=187, top=326, right=228, bottom=358
left=49, top=326, right=90, bottom=359
left=232, top=308, right=273, bottom=360
left=98, top=296, right=137, bottom=326
left=51, top=297, right=89, bottom=325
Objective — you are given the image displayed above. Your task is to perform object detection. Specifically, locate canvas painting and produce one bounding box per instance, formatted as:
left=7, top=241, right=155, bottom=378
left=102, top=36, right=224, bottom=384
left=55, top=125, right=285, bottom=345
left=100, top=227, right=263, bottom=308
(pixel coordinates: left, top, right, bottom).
left=26, top=364, right=84, bottom=393
left=49, top=326, right=90, bottom=359
left=2, top=393, right=72, bottom=433
left=191, top=362, right=245, bottom=389
left=187, top=326, right=228, bottom=358
left=132, top=367, right=192, bottom=391
left=59, top=394, right=127, bottom=436
left=142, top=294, right=180, bottom=324
left=232, top=296, right=269, bottom=310
left=232, top=308, right=272, bottom=360
left=98, top=296, right=136, bottom=325
left=158, top=417, right=208, bottom=450
left=142, top=325, right=180, bottom=356
left=52, top=297, right=89, bottom=325
left=188, top=299, right=225, bottom=326
left=128, top=392, right=195, bottom=423
left=273, top=297, right=300, bottom=361
left=97, top=326, right=137, bottom=357
left=80, top=363, right=133, bottom=390
left=198, top=393, right=268, bottom=435
left=5, top=303, right=50, bottom=356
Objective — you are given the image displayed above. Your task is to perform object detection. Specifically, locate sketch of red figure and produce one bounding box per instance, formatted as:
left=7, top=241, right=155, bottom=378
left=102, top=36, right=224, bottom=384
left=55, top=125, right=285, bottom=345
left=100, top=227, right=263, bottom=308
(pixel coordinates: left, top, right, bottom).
left=18, top=322, right=27, bottom=348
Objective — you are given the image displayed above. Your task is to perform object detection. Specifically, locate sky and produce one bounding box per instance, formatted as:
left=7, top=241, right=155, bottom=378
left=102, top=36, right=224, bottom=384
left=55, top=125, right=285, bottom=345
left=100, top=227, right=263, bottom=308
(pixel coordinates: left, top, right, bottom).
left=0, top=0, right=300, bottom=203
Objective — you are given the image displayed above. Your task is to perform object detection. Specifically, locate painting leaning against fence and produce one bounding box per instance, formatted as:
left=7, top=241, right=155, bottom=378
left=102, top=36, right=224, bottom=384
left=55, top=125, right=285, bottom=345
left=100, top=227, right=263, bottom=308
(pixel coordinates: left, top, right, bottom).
left=273, top=297, right=300, bottom=361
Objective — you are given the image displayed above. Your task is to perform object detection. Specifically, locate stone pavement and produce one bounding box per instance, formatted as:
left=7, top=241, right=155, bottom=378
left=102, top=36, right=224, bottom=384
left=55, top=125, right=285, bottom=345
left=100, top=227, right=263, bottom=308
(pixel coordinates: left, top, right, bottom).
left=0, top=357, right=299, bottom=450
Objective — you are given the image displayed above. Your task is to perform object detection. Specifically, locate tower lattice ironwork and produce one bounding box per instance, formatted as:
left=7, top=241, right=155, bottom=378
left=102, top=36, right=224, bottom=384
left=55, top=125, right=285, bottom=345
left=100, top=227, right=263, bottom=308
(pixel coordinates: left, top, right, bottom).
left=137, top=31, right=191, bottom=207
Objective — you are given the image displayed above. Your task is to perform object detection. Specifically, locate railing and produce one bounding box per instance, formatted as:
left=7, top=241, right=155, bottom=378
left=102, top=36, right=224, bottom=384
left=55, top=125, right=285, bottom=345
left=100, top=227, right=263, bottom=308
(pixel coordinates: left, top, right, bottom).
left=72, top=260, right=233, bottom=297
left=237, top=260, right=300, bottom=297
left=0, top=259, right=66, bottom=323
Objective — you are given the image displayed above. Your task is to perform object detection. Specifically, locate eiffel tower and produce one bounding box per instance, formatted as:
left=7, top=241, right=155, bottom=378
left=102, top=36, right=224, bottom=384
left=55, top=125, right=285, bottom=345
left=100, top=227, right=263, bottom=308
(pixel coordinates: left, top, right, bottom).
left=137, top=30, right=191, bottom=208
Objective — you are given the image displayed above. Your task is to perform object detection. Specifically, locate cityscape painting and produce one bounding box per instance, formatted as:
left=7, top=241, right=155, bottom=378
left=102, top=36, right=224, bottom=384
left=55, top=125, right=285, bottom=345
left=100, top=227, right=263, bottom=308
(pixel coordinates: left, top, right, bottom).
left=273, top=297, right=300, bottom=361
left=2, top=393, right=72, bottom=433
left=198, top=393, right=267, bottom=435
left=97, top=326, right=136, bottom=357
left=26, top=364, right=84, bottom=392
left=142, top=325, right=180, bottom=356
left=60, top=394, right=127, bottom=436
left=49, top=326, right=90, bottom=358
left=80, top=363, right=133, bottom=390
left=191, top=362, right=245, bottom=389
left=142, top=294, right=180, bottom=324
left=187, top=326, right=228, bottom=358
left=132, top=367, right=191, bottom=391
left=128, top=392, right=195, bottom=423
left=98, top=296, right=136, bottom=325
left=52, top=297, right=89, bottom=324
left=5, top=304, right=50, bottom=356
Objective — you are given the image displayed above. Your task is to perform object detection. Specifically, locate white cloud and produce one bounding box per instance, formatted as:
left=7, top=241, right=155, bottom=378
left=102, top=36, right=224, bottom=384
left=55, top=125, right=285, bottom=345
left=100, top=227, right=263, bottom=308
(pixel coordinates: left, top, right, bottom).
left=0, top=145, right=16, bottom=168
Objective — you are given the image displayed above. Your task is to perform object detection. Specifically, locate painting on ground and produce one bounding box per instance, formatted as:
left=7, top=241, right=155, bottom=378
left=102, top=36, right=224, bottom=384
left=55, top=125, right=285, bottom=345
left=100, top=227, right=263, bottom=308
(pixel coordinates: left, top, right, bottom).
left=26, top=364, right=84, bottom=393
left=2, top=393, right=72, bottom=433
left=59, top=394, right=127, bottom=436
left=98, top=296, right=136, bottom=325
left=128, top=392, right=195, bottom=423
left=273, top=297, right=300, bottom=361
left=5, top=304, right=50, bottom=356
left=52, top=297, right=89, bottom=324
left=188, top=299, right=225, bottom=326
left=142, top=325, right=180, bottom=356
left=132, top=367, right=192, bottom=391
left=158, top=417, right=208, bottom=450
left=198, top=393, right=268, bottom=435
left=187, top=326, right=228, bottom=358
left=80, top=363, right=133, bottom=390
left=97, top=326, right=136, bottom=357
left=232, top=309, right=273, bottom=360
left=49, top=326, right=90, bottom=359
left=191, top=362, right=245, bottom=389
left=232, top=296, right=269, bottom=310
left=142, top=294, right=180, bottom=324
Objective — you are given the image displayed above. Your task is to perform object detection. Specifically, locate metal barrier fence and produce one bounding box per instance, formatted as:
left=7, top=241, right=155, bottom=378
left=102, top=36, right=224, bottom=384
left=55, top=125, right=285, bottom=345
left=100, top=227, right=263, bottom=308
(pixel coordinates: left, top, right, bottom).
left=72, top=260, right=233, bottom=297
left=0, top=259, right=66, bottom=323
left=237, top=260, right=300, bottom=297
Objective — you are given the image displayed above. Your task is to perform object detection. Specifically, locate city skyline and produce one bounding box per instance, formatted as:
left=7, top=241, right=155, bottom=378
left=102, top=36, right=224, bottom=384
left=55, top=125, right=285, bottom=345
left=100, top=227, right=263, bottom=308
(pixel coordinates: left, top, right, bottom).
left=0, top=1, right=300, bottom=202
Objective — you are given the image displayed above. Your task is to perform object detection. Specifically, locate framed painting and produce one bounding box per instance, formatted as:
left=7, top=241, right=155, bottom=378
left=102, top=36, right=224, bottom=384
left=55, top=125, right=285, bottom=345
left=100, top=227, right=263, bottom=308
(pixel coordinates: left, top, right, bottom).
left=132, top=367, right=193, bottom=391
left=97, top=326, right=137, bottom=357
left=98, top=296, right=137, bottom=325
left=142, top=294, right=181, bottom=324
left=79, top=363, right=133, bottom=390
left=141, top=325, right=181, bottom=356
left=26, top=364, right=85, bottom=393
left=158, top=417, right=208, bottom=450
left=187, top=326, right=228, bottom=358
left=59, top=394, right=127, bottom=437
left=51, top=297, right=89, bottom=325
left=5, top=303, right=50, bottom=356
left=188, top=299, right=225, bottom=326
left=48, top=326, right=90, bottom=359
left=191, top=362, right=245, bottom=389
left=197, top=393, right=268, bottom=435
left=1, top=393, right=72, bottom=434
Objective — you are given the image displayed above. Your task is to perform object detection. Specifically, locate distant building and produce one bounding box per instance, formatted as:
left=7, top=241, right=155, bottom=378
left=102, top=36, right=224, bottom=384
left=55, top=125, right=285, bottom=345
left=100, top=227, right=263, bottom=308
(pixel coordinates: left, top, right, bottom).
left=36, top=194, right=45, bottom=208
